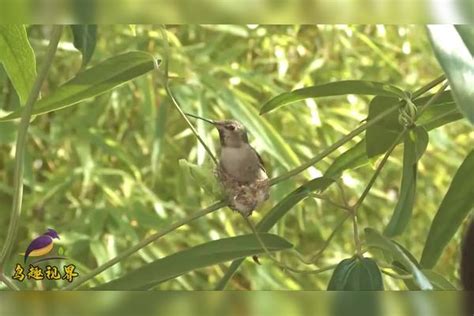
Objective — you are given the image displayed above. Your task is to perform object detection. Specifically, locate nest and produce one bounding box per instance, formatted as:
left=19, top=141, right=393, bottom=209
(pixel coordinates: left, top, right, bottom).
left=215, top=164, right=270, bottom=217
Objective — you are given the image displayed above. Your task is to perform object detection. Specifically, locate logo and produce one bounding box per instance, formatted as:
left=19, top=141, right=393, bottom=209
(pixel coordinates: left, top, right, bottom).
left=11, top=228, right=78, bottom=283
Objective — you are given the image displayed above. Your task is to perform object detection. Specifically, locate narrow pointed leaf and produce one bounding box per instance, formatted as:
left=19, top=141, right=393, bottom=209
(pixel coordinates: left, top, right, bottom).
left=385, top=127, right=428, bottom=237
left=0, top=25, right=36, bottom=105
left=428, top=25, right=474, bottom=124
left=421, top=150, right=474, bottom=268
left=0, top=51, right=159, bottom=121
left=260, top=80, right=405, bottom=114
left=365, top=228, right=433, bottom=290
left=71, top=24, right=98, bottom=68
left=93, top=233, right=292, bottom=290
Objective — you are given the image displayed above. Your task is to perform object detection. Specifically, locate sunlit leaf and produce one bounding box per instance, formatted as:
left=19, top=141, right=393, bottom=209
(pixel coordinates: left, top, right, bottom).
left=428, top=25, right=474, bottom=124
left=94, top=233, right=293, bottom=290
left=260, top=80, right=405, bottom=114
left=0, top=51, right=159, bottom=121
left=421, top=150, right=474, bottom=268
left=365, top=228, right=433, bottom=290
left=0, top=25, right=36, bottom=105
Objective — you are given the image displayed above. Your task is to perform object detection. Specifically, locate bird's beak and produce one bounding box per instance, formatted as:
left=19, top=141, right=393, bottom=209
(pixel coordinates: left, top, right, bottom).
left=184, top=113, right=217, bottom=125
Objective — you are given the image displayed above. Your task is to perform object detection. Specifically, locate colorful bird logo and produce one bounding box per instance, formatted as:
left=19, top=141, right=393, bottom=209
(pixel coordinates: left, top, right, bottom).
left=24, top=228, right=60, bottom=263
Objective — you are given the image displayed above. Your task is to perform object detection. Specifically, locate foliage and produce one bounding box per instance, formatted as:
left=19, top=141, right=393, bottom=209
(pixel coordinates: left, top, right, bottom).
left=0, top=25, right=472, bottom=291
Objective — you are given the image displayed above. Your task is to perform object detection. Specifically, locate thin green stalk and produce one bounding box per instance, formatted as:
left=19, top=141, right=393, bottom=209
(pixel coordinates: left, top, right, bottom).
left=416, top=81, right=449, bottom=119
left=0, top=272, right=20, bottom=290
left=63, top=200, right=226, bottom=290
left=308, top=213, right=350, bottom=263
left=159, top=26, right=218, bottom=165
left=0, top=26, right=63, bottom=270
left=412, top=74, right=446, bottom=99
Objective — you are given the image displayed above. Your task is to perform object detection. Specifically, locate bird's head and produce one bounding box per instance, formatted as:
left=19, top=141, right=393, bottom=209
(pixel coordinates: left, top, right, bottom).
left=184, top=113, right=248, bottom=148
left=213, top=120, right=248, bottom=148
left=45, top=228, right=60, bottom=240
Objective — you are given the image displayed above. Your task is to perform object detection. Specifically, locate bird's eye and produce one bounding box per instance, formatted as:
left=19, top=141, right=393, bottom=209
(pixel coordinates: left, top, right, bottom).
left=226, top=125, right=235, bottom=131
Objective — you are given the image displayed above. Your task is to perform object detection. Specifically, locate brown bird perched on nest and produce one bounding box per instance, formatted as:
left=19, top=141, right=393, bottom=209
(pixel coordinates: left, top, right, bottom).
left=185, top=113, right=270, bottom=217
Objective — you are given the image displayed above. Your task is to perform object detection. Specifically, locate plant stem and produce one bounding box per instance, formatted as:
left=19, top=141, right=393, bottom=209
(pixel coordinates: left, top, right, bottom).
left=0, top=26, right=63, bottom=271
left=63, top=200, right=226, bottom=290
left=159, top=26, right=218, bottom=165
left=353, top=130, right=407, bottom=210
left=412, top=74, right=446, bottom=99
left=0, top=272, right=20, bottom=290
left=308, top=213, right=350, bottom=263
left=416, top=81, right=449, bottom=119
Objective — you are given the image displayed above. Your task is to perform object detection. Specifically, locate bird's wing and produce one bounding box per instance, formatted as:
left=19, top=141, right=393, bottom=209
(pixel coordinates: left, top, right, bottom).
left=253, top=148, right=267, bottom=174
left=24, top=235, right=52, bottom=262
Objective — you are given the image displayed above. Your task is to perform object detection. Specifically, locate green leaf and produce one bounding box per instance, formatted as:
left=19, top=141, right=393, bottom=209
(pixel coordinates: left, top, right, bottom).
left=327, top=257, right=357, bottom=290
left=328, top=257, right=383, bottom=290
left=93, top=233, right=293, bottom=290
left=384, top=127, right=428, bottom=237
left=0, top=51, right=159, bottom=122
left=428, top=25, right=474, bottom=124
left=421, top=150, right=474, bottom=268
left=421, top=270, right=457, bottom=290
left=365, top=96, right=403, bottom=158
left=215, top=177, right=334, bottom=290
left=260, top=80, right=405, bottom=115
left=71, top=25, right=97, bottom=68
left=455, top=25, right=474, bottom=57
left=365, top=228, right=433, bottom=290
left=345, top=257, right=384, bottom=291
left=0, top=25, right=36, bottom=105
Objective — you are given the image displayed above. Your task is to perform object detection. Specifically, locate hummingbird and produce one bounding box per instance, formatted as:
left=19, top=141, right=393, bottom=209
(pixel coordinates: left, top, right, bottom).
left=185, top=113, right=270, bottom=216
left=185, top=113, right=267, bottom=184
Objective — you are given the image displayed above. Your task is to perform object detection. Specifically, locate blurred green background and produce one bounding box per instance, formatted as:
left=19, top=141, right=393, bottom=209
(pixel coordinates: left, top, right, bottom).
left=0, top=25, right=472, bottom=290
